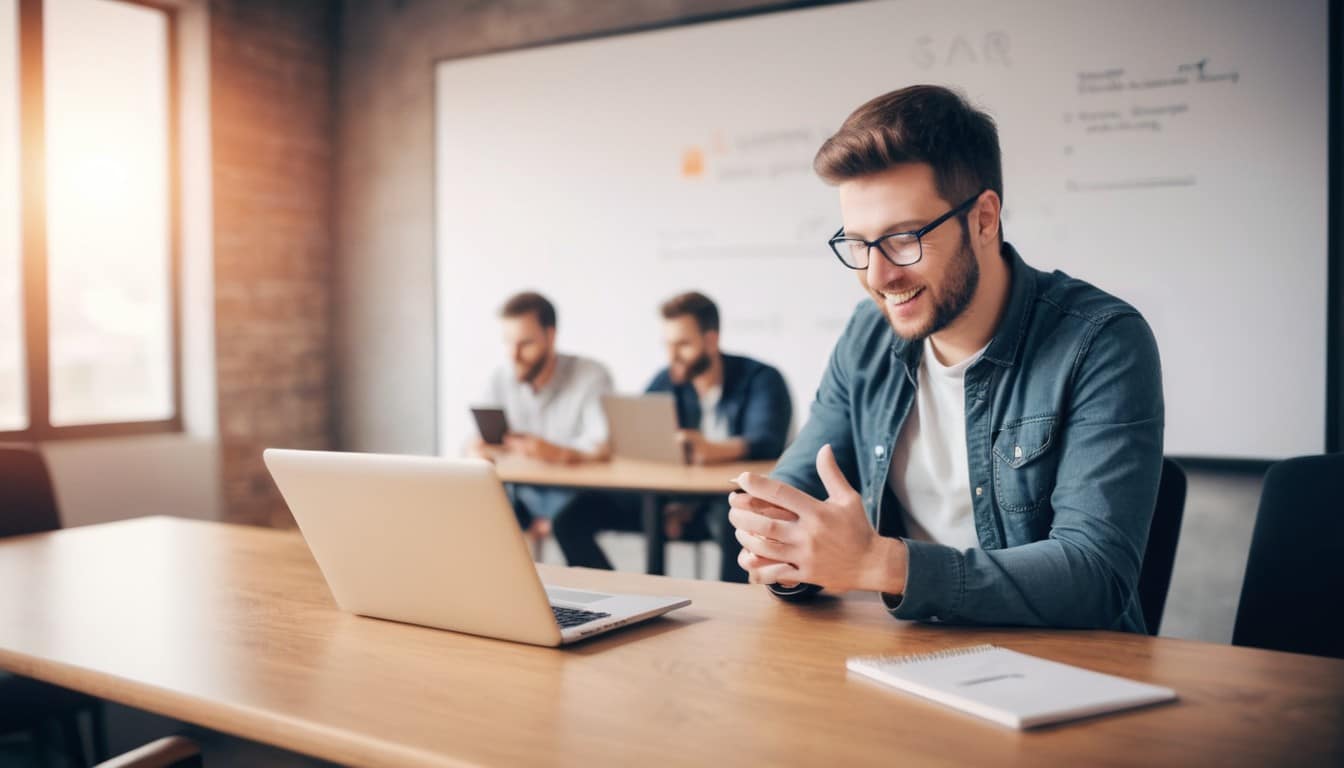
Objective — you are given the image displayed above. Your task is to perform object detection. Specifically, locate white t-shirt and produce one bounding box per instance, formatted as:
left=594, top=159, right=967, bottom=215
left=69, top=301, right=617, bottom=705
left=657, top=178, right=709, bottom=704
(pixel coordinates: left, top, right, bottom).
left=479, top=353, right=613, bottom=453
left=887, top=338, right=989, bottom=550
left=698, top=385, right=732, bottom=442
left=478, top=353, right=613, bottom=521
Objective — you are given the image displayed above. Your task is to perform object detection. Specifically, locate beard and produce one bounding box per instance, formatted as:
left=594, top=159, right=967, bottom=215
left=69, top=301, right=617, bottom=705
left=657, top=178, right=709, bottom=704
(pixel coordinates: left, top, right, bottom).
left=883, top=231, right=980, bottom=342
left=516, top=353, right=550, bottom=385
left=670, top=352, right=712, bottom=384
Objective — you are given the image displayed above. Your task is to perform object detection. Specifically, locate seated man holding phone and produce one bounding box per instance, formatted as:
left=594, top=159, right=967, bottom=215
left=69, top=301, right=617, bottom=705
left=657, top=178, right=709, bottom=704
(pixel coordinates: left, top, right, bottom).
left=471, top=291, right=614, bottom=543
left=552, top=292, right=792, bottom=582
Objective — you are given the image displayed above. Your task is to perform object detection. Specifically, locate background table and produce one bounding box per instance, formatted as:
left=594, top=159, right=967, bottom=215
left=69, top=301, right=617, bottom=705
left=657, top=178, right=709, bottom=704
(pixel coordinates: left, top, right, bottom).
left=494, top=457, right=775, bottom=574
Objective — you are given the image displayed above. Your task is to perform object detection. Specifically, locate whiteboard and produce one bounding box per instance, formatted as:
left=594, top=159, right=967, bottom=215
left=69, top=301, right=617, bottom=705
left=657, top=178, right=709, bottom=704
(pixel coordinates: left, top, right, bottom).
left=435, top=0, right=1330, bottom=460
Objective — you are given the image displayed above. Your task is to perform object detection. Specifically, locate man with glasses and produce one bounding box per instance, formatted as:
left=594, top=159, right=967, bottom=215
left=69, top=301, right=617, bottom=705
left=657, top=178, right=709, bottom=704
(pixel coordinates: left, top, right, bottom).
left=728, top=85, right=1164, bottom=633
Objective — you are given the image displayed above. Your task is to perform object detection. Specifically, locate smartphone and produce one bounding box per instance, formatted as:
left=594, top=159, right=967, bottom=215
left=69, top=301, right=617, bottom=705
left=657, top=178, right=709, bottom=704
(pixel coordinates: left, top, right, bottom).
left=470, top=407, right=509, bottom=445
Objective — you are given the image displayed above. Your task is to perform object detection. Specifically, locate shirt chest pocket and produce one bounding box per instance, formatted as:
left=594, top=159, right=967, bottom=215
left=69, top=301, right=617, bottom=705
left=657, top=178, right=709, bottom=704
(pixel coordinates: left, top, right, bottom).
left=991, top=415, right=1059, bottom=514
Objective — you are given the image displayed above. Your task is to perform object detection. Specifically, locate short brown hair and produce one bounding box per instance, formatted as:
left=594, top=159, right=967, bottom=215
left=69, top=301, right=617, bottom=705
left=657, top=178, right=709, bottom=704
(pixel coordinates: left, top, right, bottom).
left=500, top=291, right=556, bottom=329
left=660, top=291, right=719, bottom=333
left=813, top=85, right=1002, bottom=210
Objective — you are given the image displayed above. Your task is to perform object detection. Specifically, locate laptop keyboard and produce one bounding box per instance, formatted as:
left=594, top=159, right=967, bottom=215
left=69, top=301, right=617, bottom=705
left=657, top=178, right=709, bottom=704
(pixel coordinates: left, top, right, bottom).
left=552, top=605, right=610, bottom=628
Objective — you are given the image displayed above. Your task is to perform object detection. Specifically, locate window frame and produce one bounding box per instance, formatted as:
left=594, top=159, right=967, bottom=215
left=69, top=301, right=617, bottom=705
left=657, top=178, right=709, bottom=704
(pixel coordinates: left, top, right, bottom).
left=1, top=0, right=183, bottom=441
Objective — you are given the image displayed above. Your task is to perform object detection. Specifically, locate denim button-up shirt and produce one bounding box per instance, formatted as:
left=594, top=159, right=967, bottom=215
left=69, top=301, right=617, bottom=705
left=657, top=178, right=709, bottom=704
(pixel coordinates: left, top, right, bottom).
left=647, top=354, right=793, bottom=461
left=769, top=243, right=1164, bottom=633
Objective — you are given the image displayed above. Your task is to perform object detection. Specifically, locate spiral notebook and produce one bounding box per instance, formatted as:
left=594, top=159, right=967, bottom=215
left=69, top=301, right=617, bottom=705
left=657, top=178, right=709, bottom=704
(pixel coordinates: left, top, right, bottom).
left=846, top=644, right=1177, bottom=729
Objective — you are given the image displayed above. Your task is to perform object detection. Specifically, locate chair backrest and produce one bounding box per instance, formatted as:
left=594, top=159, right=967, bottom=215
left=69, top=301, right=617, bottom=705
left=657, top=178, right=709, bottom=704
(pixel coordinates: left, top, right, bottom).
left=1138, top=458, right=1187, bottom=635
left=1233, top=453, right=1344, bottom=659
left=0, top=445, right=62, bottom=538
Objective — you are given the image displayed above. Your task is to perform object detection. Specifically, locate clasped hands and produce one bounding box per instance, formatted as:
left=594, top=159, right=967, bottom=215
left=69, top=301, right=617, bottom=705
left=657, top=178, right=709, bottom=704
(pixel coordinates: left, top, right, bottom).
left=729, top=444, right=908, bottom=595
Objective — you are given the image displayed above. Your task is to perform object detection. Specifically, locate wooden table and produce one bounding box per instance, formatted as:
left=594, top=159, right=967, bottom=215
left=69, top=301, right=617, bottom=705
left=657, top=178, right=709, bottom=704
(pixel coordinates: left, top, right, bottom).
left=494, top=457, right=775, bottom=574
left=2, top=517, right=1342, bottom=767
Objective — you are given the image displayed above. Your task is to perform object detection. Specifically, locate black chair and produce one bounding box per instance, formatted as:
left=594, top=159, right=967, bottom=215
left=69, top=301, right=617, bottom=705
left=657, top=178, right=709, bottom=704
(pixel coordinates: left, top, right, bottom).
left=0, top=443, right=64, bottom=538
left=1137, top=458, right=1188, bottom=635
left=0, top=444, right=108, bottom=765
left=1233, top=453, right=1344, bottom=659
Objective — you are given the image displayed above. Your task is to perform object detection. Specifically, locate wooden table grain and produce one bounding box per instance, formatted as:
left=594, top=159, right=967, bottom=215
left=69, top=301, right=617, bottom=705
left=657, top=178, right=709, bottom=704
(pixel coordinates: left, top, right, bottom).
left=493, top=457, right=775, bottom=574
left=1, top=517, right=1341, bottom=767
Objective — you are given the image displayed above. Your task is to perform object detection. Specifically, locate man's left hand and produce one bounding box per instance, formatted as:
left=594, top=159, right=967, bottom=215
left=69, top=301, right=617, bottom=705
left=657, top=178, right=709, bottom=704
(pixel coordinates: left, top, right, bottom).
left=675, top=430, right=707, bottom=465
left=676, top=430, right=747, bottom=465
left=504, top=433, right=578, bottom=465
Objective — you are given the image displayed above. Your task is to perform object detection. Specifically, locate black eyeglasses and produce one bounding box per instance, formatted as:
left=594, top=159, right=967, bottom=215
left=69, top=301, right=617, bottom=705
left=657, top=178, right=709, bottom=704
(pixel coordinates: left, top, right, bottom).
left=827, top=191, right=984, bottom=269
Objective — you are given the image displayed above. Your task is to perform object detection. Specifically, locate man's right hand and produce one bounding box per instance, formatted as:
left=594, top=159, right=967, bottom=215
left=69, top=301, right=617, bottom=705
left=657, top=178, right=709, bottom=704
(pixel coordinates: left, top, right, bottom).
left=468, top=439, right=502, bottom=463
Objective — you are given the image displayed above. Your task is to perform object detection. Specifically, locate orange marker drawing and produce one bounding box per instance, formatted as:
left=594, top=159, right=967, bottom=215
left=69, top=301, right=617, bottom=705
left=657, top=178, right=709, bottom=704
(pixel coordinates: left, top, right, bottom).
left=681, top=147, right=705, bottom=178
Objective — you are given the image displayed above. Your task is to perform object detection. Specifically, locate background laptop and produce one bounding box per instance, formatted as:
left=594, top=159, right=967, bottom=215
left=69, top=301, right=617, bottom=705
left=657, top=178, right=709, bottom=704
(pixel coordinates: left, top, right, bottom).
left=263, top=449, right=690, bottom=646
left=602, top=393, right=684, bottom=463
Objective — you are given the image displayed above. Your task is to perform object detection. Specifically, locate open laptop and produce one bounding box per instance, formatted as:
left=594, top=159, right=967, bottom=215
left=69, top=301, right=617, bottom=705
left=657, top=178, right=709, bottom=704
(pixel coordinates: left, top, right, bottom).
left=602, top=393, right=684, bottom=463
left=263, top=449, right=690, bottom=646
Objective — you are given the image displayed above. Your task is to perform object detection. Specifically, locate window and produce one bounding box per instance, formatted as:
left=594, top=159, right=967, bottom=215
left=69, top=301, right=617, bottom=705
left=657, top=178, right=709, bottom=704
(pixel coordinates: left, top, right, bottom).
left=0, top=0, right=180, bottom=440
left=0, top=0, right=22, bottom=432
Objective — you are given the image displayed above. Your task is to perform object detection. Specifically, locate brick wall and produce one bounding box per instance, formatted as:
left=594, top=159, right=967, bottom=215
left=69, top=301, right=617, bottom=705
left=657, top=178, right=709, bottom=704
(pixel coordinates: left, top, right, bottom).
left=211, top=0, right=337, bottom=526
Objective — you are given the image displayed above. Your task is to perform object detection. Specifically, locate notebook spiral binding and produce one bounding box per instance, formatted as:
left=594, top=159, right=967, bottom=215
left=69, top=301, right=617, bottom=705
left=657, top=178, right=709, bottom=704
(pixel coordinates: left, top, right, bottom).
left=872, top=643, right=998, bottom=665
